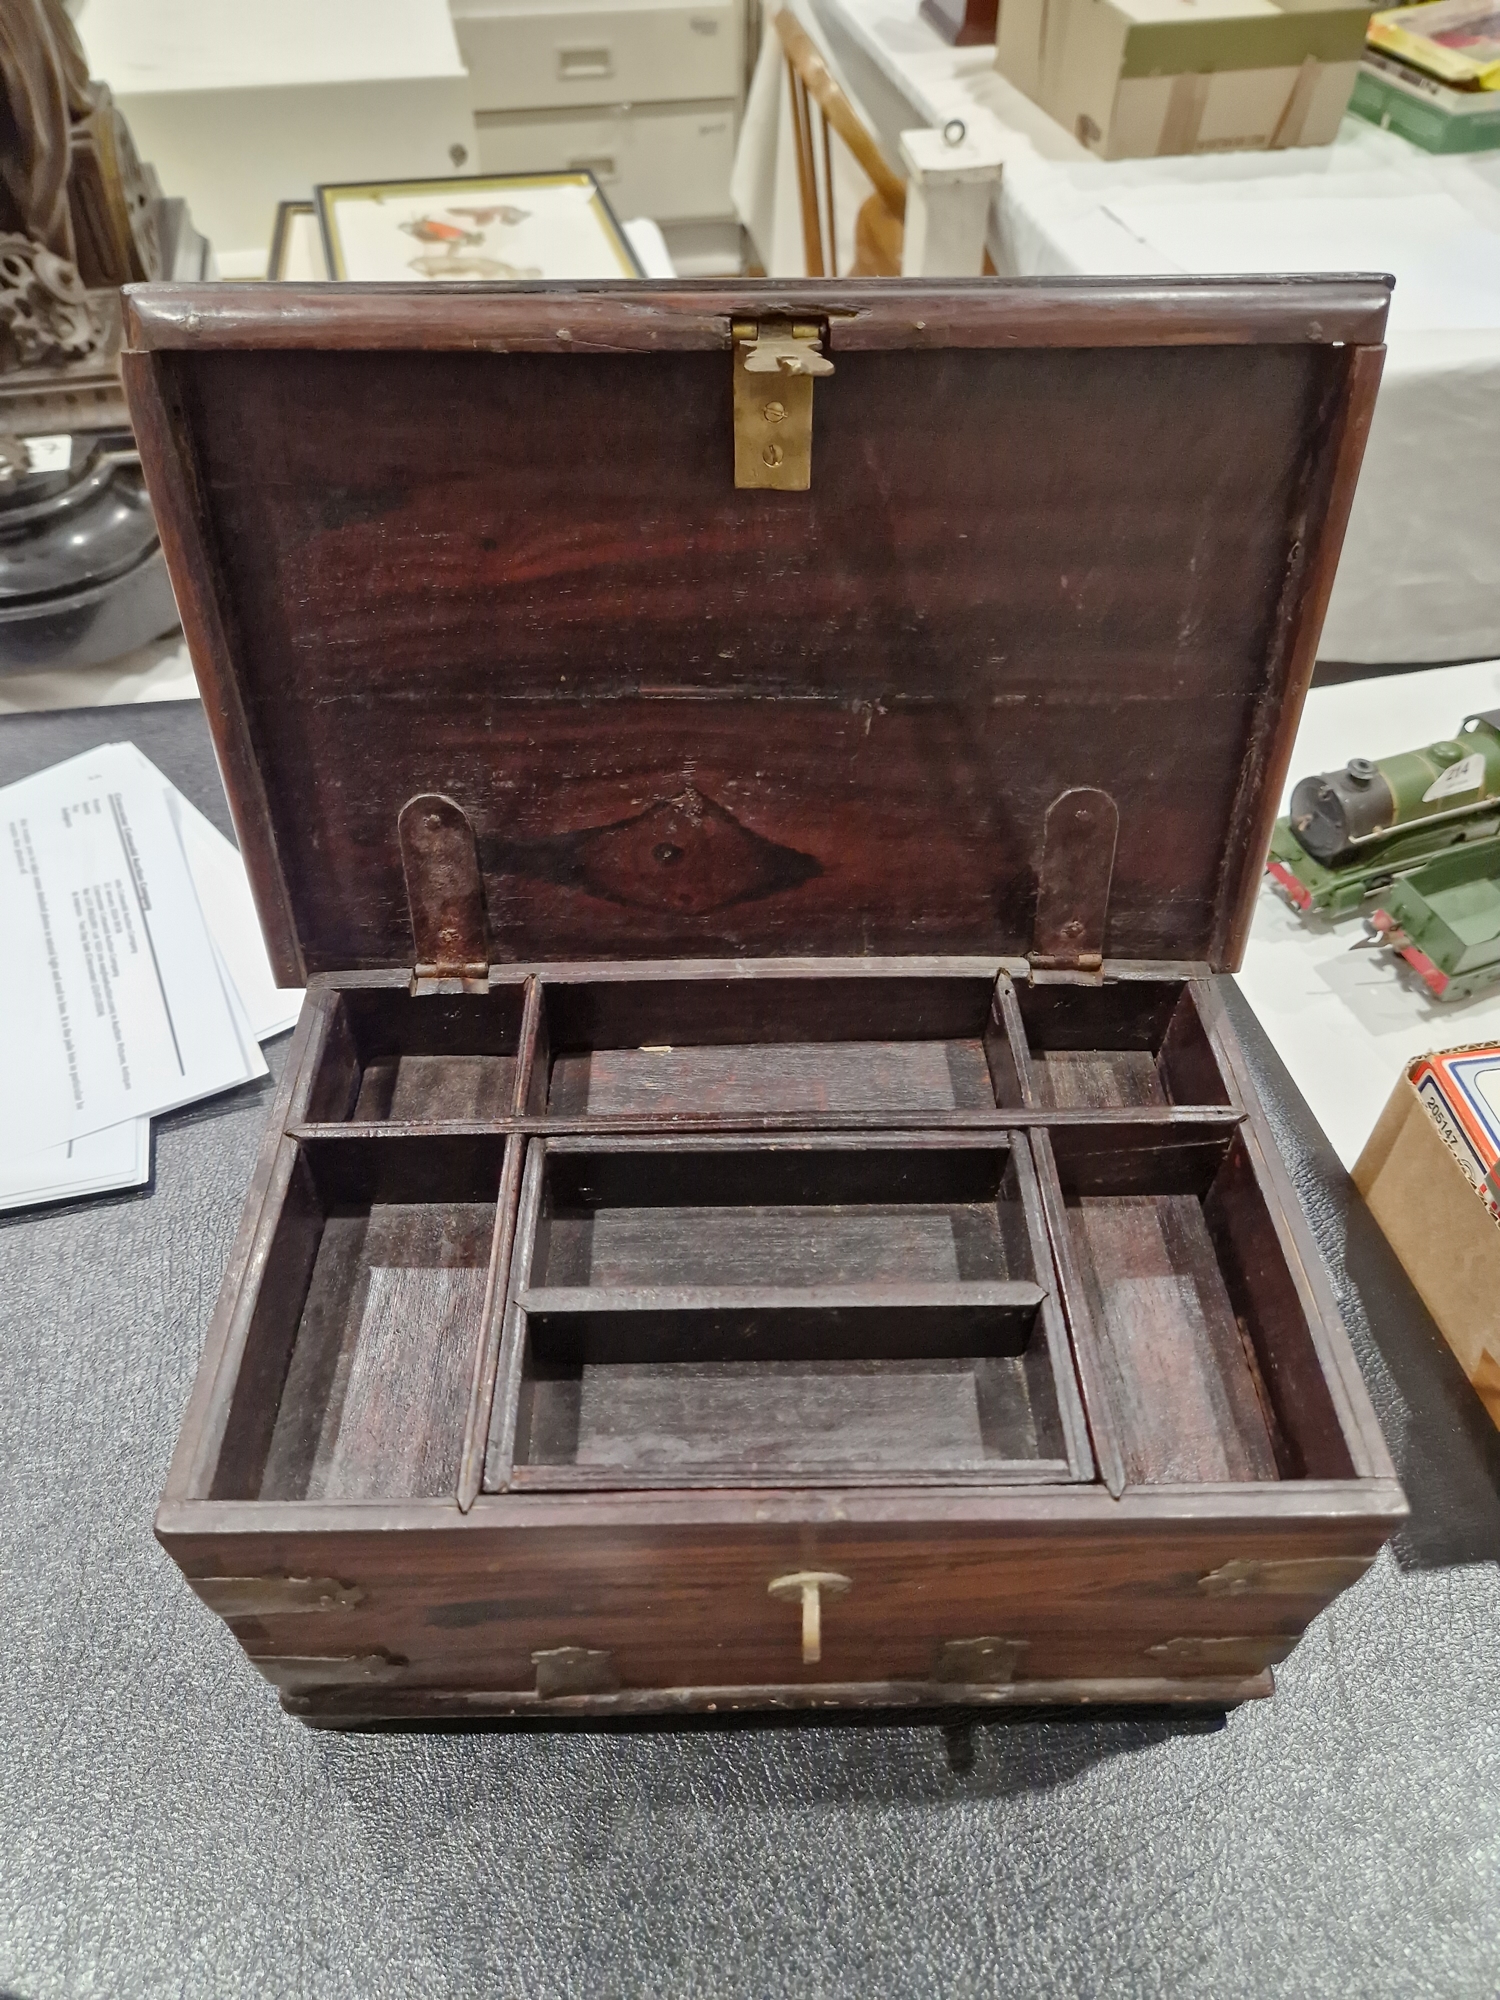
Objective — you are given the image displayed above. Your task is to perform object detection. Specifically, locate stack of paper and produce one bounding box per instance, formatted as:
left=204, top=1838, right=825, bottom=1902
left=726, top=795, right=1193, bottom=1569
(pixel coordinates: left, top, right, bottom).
left=0, top=742, right=302, bottom=1213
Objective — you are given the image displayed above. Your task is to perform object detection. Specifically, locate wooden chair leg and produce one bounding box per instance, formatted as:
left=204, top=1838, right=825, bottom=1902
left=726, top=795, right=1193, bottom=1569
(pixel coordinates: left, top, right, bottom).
left=785, top=58, right=824, bottom=277
left=852, top=193, right=903, bottom=277
left=820, top=113, right=836, bottom=275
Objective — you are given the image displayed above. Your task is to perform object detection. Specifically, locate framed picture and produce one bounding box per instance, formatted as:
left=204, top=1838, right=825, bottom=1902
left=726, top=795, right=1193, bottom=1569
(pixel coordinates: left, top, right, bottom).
left=267, top=201, right=329, bottom=281
left=315, top=171, right=644, bottom=282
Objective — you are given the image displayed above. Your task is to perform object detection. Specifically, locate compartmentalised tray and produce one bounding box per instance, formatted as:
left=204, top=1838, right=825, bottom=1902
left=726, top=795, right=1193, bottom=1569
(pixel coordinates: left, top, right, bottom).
left=165, top=955, right=1402, bottom=1725
left=484, top=1133, right=1091, bottom=1490
left=191, top=956, right=1333, bottom=1517
left=296, top=967, right=1241, bottom=1130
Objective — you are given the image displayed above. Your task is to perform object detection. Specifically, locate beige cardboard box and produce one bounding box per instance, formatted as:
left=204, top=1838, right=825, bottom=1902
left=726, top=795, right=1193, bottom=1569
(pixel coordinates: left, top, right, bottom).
left=1355, top=1054, right=1500, bottom=1427
left=996, top=0, right=1374, bottom=158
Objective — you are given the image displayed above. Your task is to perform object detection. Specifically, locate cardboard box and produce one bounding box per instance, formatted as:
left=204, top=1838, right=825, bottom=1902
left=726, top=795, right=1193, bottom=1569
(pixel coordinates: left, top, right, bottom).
left=996, top=0, right=1374, bottom=158
left=1355, top=1044, right=1500, bottom=1426
left=1350, top=49, right=1500, bottom=153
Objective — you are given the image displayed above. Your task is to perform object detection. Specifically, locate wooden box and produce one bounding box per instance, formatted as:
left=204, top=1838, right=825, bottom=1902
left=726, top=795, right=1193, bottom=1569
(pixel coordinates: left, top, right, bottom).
left=125, top=276, right=1406, bottom=1726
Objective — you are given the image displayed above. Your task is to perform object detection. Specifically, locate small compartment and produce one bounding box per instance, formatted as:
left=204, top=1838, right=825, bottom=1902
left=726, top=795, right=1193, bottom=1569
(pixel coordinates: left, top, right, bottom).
left=1042, top=1122, right=1356, bottom=1484
left=305, top=983, right=529, bottom=1123
left=211, top=1135, right=511, bottom=1500
left=537, top=970, right=1019, bottom=1118
left=486, top=1135, right=1089, bottom=1488
left=1015, top=978, right=1233, bottom=1110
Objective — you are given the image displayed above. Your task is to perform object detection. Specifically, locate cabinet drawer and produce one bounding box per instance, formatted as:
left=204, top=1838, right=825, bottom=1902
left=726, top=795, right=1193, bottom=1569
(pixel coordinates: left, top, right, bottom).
left=475, top=100, right=737, bottom=223
left=454, top=0, right=741, bottom=113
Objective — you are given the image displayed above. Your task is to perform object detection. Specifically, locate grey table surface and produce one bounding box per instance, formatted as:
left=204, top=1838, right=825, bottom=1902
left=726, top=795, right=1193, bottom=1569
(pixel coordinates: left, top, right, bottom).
left=3, top=702, right=1499, bottom=2000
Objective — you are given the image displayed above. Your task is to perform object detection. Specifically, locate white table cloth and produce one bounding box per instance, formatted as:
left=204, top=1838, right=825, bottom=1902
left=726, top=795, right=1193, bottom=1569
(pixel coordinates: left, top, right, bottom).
left=733, top=0, right=1500, bottom=666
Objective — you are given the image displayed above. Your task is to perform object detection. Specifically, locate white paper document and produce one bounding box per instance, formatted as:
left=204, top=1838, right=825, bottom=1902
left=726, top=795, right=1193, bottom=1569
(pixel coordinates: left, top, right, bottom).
left=170, top=786, right=302, bottom=1041
left=0, top=1118, right=151, bottom=1214
left=0, top=743, right=259, bottom=1158
left=0, top=742, right=305, bottom=1212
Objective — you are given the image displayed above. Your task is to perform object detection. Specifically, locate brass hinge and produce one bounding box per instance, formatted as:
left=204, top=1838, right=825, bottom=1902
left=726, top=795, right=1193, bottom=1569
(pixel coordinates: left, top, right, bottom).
left=191, top=1574, right=365, bottom=1616
left=1030, top=787, right=1119, bottom=981
left=732, top=317, right=832, bottom=491
left=933, top=1636, right=1029, bottom=1686
left=247, top=1651, right=403, bottom=1692
left=1198, top=1556, right=1375, bottom=1597
left=1146, top=1634, right=1300, bottom=1670
left=398, top=792, right=491, bottom=993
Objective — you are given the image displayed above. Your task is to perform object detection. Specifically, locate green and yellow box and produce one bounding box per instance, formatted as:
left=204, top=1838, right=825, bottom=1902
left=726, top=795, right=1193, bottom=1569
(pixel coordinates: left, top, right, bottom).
left=1351, top=48, right=1500, bottom=150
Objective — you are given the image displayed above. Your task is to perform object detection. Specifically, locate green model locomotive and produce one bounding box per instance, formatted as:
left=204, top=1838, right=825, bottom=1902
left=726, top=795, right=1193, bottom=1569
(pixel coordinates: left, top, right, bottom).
left=1267, top=709, right=1500, bottom=1000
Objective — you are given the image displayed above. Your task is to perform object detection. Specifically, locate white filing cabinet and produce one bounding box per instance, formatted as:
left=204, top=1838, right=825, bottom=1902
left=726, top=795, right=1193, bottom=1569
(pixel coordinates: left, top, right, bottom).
left=76, top=0, right=476, bottom=263
left=451, top=0, right=746, bottom=271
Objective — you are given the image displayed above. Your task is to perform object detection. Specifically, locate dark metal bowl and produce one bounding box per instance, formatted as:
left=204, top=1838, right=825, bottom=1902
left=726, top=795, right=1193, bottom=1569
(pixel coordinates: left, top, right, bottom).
left=0, top=429, right=180, bottom=673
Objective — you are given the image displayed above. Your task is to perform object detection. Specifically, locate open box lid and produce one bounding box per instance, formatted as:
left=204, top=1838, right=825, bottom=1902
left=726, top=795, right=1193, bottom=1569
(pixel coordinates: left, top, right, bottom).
left=122, top=278, right=1387, bottom=986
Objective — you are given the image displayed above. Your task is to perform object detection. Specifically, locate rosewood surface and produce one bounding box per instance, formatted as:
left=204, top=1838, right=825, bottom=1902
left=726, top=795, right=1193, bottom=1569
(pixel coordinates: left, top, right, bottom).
left=152, top=960, right=1402, bottom=1720
left=125, top=278, right=1403, bottom=1723
left=124, top=280, right=1385, bottom=984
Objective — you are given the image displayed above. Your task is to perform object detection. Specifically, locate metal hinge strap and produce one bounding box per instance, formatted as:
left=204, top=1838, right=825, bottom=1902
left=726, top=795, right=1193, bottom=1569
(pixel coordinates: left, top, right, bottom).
left=1198, top=1556, right=1375, bottom=1597
left=934, top=1636, right=1029, bottom=1685
left=191, top=1574, right=365, bottom=1616
left=398, top=792, right=490, bottom=993
left=1031, top=786, right=1119, bottom=979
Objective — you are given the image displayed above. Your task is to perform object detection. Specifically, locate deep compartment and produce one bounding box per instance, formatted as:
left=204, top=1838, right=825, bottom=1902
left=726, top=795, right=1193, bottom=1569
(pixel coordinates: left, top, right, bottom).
left=536, top=973, right=1014, bottom=1117
left=486, top=1136, right=1084, bottom=1487
left=1041, top=1122, right=1356, bottom=1483
left=210, top=1135, right=510, bottom=1500
left=1013, top=980, right=1233, bottom=1111
left=306, top=984, right=529, bottom=1122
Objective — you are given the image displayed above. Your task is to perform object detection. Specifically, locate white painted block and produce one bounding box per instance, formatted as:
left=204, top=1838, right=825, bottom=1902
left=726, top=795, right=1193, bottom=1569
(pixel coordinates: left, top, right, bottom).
left=898, top=127, right=1003, bottom=277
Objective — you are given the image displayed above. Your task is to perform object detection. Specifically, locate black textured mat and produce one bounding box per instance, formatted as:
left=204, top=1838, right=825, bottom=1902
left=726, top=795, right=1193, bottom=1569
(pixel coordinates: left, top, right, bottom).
left=2, top=703, right=1497, bottom=1999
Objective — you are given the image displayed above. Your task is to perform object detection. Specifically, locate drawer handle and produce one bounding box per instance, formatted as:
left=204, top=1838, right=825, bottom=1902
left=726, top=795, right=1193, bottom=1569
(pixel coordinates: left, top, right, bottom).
left=559, top=45, right=613, bottom=79
left=768, top=1570, right=851, bottom=1664
left=569, top=156, right=618, bottom=185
